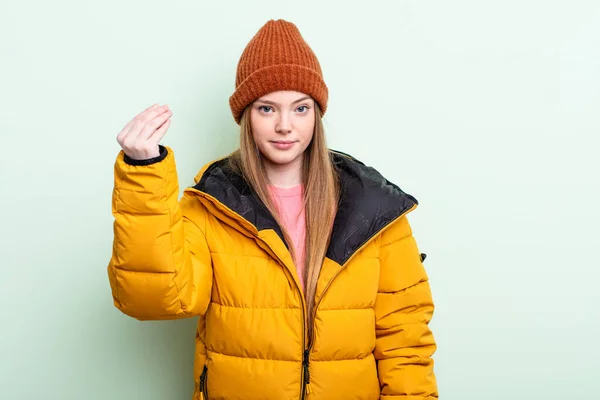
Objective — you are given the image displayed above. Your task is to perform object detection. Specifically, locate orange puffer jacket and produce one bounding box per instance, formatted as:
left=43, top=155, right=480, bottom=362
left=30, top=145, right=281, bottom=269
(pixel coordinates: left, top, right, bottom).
left=107, top=146, right=438, bottom=399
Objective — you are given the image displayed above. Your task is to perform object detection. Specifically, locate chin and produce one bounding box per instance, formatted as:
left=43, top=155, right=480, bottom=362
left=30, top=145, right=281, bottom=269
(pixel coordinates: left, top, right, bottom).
left=262, top=149, right=303, bottom=166
left=266, top=153, right=298, bottom=165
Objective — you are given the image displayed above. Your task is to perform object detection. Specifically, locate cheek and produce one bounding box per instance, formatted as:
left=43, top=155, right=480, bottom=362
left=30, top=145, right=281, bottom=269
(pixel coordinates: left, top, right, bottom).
left=250, top=114, right=271, bottom=142
left=299, top=118, right=315, bottom=142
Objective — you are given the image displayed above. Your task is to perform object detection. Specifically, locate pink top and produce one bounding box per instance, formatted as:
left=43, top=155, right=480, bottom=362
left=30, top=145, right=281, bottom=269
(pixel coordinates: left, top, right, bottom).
left=268, top=184, right=307, bottom=290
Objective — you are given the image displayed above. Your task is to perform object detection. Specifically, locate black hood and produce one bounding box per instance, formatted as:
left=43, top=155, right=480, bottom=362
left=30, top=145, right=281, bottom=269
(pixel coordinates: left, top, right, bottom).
left=192, top=150, right=418, bottom=266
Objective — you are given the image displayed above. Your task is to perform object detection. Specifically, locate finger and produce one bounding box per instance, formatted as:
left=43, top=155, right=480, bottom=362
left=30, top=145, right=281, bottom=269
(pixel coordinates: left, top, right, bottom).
left=138, top=109, right=172, bottom=140
left=117, top=104, right=159, bottom=142
left=140, top=103, right=159, bottom=115
left=128, top=105, right=170, bottom=138
left=139, top=109, right=172, bottom=140
left=141, top=104, right=169, bottom=122
left=127, top=104, right=160, bottom=129
left=148, top=118, right=171, bottom=145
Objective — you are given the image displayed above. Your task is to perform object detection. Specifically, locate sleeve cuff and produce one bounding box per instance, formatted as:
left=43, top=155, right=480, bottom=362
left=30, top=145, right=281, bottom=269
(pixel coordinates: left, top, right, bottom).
left=123, top=145, right=168, bottom=166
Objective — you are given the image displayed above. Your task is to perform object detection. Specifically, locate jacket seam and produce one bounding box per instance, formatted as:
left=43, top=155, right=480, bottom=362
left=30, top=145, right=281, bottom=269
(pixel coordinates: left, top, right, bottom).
left=209, top=252, right=271, bottom=260
left=376, top=321, right=429, bottom=328
left=211, top=301, right=300, bottom=310
left=112, top=266, right=174, bottom=274
left=310, top=354, right=373, bottom=363
left=206, top=350, right=372, bottom=363
left=113, top=182, right=122, bottom=306
left=176, top=167, right=212, bottom=316
left=207, top=350, right=299, bottom=363
left=163, top=156, right=186, bottom=316
left=180, top=201, right=210, bottom=316
left=377, top=278, right=429, bottom=295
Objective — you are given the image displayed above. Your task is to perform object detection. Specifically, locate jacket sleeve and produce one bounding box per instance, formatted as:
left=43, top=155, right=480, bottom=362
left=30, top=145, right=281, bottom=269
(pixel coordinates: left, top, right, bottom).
left=107, top=145, right=213, bottom=320
left=375, top=214, right=438, bottom=399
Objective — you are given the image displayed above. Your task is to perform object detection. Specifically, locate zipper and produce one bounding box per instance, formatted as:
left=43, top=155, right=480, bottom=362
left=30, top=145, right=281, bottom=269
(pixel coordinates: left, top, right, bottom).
left=301, top=206, right=417, bottom=399
left=263, top=246, right=308, bottom=400
left=300, top=264, right=344, bottom=400
left=289, top=261, right=308, bottom=400
left=303, top=349, right=312, bottom=396
left=199, top=365, right=208, bottom=400
left=256, top=239, right=308, bottom=400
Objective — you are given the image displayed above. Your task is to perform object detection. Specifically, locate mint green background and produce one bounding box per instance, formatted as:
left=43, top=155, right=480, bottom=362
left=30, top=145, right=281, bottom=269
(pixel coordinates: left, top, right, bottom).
left=1, top=1, right=599, bottom=399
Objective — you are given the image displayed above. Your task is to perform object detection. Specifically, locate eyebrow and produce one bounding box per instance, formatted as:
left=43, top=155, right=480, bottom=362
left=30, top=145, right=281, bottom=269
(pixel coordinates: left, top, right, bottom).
left=255, top=95, right=312, bottom=106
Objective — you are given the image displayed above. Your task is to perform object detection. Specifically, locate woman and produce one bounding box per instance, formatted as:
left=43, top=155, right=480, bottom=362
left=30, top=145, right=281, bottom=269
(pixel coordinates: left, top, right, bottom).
left=108, top=19, right=438, bottom=399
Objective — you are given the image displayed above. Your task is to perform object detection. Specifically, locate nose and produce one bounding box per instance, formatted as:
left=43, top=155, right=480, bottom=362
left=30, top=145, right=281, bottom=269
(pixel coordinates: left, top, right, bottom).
left=275, top=112, right=292, bottom=134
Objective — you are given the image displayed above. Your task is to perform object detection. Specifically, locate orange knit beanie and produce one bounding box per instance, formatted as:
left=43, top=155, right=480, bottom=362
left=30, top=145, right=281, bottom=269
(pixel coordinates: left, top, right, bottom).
left=229, top=19, right=329, bottom=124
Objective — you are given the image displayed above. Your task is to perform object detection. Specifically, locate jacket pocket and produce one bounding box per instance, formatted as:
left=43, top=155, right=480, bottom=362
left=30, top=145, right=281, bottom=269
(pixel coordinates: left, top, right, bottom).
left=199, top=365, right=208, bottom=400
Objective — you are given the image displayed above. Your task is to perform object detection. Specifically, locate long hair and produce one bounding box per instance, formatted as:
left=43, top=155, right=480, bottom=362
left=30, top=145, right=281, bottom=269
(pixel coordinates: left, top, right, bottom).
left=228, top=103, right=340, bottom=320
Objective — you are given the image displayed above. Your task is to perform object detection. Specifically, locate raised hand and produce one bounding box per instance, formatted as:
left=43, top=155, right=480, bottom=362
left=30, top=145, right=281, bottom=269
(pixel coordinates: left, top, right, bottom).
left=117, top=104, right=173, bottom=160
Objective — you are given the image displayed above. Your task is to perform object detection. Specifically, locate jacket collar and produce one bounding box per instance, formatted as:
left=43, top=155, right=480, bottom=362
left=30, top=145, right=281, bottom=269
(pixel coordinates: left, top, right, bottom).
left=190, top=150, right=418, bottom=266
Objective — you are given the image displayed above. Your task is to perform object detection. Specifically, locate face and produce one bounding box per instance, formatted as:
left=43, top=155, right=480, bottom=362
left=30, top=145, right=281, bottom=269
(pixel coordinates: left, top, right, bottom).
left=250, top=90, right=316, bottom=169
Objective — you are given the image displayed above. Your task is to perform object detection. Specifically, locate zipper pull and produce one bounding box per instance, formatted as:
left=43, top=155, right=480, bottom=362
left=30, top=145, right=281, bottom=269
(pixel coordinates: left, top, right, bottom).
left=303, top=350, right=312, bottom=395
left=199, top=365, right=208, bottom=400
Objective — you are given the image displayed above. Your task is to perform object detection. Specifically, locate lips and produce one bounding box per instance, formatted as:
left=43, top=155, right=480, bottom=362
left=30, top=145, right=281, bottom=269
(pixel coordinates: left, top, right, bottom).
left=270, top=140, right=297, bottom=150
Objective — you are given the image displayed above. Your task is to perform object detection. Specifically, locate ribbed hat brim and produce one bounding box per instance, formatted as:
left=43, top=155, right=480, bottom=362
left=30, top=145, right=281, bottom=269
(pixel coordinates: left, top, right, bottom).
left=229, top=63, right=328, bottom=124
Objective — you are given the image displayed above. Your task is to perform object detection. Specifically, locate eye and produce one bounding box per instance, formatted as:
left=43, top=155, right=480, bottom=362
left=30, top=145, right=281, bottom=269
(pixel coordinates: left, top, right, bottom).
left=296, top=105, right=310, bottom=113
left=258, top=105, right=273, bottom=113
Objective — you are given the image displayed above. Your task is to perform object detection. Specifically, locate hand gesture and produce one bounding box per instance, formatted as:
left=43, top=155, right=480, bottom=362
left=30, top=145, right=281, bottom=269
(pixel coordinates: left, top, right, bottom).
left=117, top=104, right=172, bottom=160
